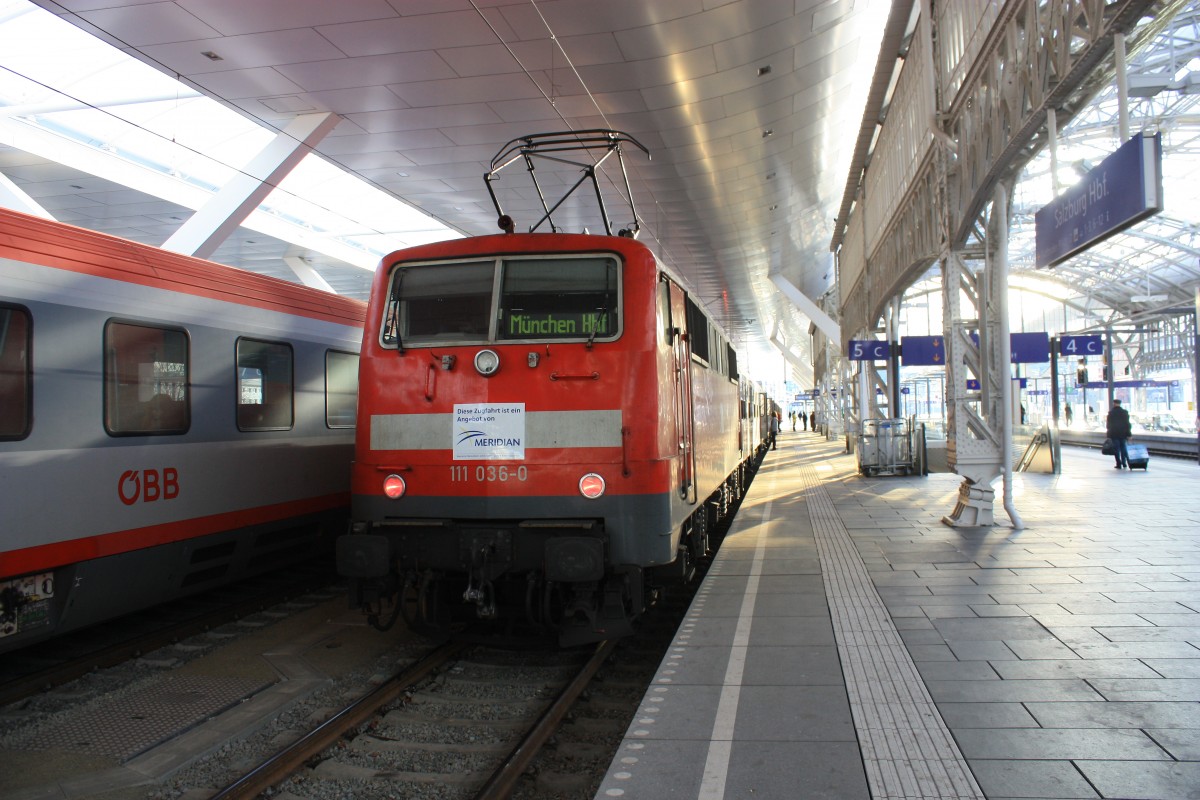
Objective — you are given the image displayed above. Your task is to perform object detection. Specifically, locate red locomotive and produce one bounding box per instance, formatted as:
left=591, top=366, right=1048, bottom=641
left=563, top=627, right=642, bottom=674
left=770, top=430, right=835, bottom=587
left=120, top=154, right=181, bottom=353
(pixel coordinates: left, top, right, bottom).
left=338, top=132, right=770, bottom=644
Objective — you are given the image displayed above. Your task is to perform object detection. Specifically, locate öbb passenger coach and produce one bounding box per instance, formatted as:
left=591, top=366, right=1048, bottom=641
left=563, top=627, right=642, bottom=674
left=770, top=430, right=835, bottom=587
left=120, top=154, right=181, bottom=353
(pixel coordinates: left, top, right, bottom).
left=338, top=131, right=771, bottom=644
left=0, top=208, right=365, bottom=653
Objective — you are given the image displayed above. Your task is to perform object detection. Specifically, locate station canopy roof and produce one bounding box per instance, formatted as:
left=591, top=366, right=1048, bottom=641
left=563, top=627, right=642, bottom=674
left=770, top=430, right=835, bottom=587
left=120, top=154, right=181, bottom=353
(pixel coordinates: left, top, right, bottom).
left=0, top=1, right=1197, bottom=381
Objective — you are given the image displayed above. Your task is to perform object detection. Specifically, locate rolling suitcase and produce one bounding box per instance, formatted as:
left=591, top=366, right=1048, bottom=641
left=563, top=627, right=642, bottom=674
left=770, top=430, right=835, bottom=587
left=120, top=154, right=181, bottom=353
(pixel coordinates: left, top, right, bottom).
left=1126, top=443, right=1150, bottom=470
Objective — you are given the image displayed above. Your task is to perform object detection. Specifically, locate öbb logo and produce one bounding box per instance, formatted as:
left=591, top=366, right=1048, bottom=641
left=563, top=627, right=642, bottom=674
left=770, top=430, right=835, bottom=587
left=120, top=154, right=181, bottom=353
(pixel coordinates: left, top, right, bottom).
left=118, top=468, right=180, bottom=505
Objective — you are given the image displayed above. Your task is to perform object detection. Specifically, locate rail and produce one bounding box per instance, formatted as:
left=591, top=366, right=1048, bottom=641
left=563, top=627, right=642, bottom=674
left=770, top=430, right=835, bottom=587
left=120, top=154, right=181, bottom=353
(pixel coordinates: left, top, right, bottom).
left=209, top=640, right=468, bottom=800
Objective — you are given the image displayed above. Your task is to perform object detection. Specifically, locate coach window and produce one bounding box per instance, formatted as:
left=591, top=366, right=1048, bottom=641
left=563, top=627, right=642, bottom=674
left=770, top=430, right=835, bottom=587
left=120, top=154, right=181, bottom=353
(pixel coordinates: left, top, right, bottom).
left=326, top=350, right=358, bottom=428
left=0, top=304, right=31, bottom=439
left=104, top=321, right=189, bottom=435
left=237, top=338, right=293, bottom=431
left=498, top=257, right=619, bottom=341
left=383, top=261, right=494, bottom=346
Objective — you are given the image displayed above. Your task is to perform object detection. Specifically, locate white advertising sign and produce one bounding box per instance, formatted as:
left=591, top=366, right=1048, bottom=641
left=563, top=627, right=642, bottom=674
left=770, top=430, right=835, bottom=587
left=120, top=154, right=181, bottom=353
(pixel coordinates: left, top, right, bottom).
left=453, top=403, right=525, bottom=460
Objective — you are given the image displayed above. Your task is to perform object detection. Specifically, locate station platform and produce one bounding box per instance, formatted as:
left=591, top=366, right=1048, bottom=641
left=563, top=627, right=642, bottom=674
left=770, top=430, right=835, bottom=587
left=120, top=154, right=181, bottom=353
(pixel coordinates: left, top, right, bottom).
left=595, top=431, right=1200, bottom=799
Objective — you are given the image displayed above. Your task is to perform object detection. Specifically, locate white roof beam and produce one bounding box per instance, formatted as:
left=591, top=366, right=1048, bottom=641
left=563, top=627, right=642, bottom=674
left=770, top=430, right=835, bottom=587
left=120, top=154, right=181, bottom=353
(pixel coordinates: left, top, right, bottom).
left=769, top=270, right=841, bottom=348
left=0, top=170, right=53, bottom=219
left=283, top=256, right=335, bottom=294
left=163, top=112, right=340, bottom=260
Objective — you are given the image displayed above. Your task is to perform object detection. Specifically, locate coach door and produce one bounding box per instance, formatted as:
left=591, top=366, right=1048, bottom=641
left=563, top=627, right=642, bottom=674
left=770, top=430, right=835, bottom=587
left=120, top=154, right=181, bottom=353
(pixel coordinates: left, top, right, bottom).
left=665, top=279, right=697, bottom=504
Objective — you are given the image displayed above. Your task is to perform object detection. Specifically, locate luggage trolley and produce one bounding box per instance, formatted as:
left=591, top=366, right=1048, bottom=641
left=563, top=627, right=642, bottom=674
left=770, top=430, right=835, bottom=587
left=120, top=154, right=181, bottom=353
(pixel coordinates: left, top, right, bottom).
left=857, top=418, right=915, bottom=476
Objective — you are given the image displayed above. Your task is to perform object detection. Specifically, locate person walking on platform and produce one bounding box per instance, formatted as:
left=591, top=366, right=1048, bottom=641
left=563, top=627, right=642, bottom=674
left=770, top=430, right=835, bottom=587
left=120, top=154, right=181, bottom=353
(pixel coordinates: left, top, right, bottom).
left=1106, top=399, right=1132, bottom=469
left=1064, top=404, right=1073, bottom=427
left=801, top=410, right=808, bottom=431
left=810, top=411, right=817, bottom=433
left=769, top=411, right=780, bottom=450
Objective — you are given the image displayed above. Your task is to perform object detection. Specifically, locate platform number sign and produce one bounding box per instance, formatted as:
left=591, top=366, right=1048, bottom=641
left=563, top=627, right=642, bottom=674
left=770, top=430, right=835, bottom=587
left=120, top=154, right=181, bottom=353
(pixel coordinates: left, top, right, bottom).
left=847, top=340, right=891, bottom=361
left=1059, top=334, right=1103, bottom=356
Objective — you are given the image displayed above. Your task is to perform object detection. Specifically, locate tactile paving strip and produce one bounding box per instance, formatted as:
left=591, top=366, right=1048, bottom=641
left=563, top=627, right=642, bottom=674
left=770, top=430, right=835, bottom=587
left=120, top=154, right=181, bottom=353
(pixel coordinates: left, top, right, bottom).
left=799, top=464, right=985, bottom=799
left=14, top=675, right=272, bottom=760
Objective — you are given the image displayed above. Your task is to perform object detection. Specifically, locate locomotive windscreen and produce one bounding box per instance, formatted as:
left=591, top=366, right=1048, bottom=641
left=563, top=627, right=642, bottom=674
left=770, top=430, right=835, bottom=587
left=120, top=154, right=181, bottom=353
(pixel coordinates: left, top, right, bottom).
left=382, top=255, right=620, bottom=345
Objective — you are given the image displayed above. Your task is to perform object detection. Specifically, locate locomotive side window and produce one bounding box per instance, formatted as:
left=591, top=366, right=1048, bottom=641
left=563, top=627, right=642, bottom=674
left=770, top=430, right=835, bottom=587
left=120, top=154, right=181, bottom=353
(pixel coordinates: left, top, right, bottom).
left=0, top=304, right=31, bottom=440
left=727, top=343, right=739, bottom=381
left=326, top=350, right=359, bottom=428
left=498, top=257, right=619, bottom=341
left=383, top=261, right=494, bottom=345
left=237, top=338, right=293, bottom=431
left=685, top=296, right=710, bottom=363
left=104, top=321, right=189, bottom=435
left=657, top=280, right=673, bottom=343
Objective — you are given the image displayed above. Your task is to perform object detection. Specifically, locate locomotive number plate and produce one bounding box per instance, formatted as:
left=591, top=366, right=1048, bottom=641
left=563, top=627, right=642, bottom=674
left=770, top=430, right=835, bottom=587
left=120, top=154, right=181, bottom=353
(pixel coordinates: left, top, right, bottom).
left=450, top=465, right=529, bottom=483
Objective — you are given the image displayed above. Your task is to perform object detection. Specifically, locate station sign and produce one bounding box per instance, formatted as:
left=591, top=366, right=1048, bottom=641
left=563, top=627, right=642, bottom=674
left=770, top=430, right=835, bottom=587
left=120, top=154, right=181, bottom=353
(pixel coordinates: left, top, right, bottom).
left=1058, top=334, right=1103, bottom=356
left=1009, top=332, right=1050, bottom=363
left=967, top=378, right=1027, bottom=390
left=900, top=335, right=944, bottom=366
left=847, top=340, right=891, bottom=360
left=1035, top=132, right=1163, bottom=268
left=967, top=331, right=1049, bottom=363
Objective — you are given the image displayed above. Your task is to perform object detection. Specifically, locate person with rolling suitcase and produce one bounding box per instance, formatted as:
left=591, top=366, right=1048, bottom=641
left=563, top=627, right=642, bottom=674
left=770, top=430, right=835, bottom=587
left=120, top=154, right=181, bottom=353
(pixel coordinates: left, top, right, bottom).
left=1105, top=399, right=1132, bottom=470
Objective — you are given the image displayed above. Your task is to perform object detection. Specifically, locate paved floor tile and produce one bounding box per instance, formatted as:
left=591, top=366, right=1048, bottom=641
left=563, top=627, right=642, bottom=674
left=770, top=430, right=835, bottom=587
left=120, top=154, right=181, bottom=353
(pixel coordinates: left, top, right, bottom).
left=1088, top=678, right=1200, bottom=701
left=967, top=759, right=1100, bottom=799
left=990, top=658, right=1160, bottom=680
left=1073, top=760, right=1200, bottom=800
left=952, top=727, right=1168, bottom=760
left=936, top=702, right=1040, bottom=729
left=1025, top=700, right=1200, bottom=729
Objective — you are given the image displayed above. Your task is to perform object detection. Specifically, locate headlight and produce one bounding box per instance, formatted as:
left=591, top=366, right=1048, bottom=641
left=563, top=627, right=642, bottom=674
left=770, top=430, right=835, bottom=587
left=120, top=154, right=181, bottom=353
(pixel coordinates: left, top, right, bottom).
left=382, top=474, right=407, bottom=499
left=474, top=349, right=500, bottom=376
left=578, top=472, right=606, bottom=499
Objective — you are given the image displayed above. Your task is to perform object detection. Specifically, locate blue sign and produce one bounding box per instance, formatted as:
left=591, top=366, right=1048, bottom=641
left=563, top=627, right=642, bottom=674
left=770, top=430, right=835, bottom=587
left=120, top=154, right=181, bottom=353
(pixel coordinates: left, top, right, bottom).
left=967, top=331, right=1049, bottom=363
left=1035, top=132, right=1163, bottom=268
left=901, top=336, right=945, bottom=366
left=1010, top=332, right=1050, bottom=364
left=848, top=340, right=891, bottom=360
left=968, top=378, right=1027, bottom=390
left=1059, top=334, right=1103, bottom=356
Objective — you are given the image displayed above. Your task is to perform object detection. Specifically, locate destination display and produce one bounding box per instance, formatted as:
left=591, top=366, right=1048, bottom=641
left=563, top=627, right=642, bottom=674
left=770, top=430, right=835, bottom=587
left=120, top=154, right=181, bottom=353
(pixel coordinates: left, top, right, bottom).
left=503, top=311, right=612, bottom=338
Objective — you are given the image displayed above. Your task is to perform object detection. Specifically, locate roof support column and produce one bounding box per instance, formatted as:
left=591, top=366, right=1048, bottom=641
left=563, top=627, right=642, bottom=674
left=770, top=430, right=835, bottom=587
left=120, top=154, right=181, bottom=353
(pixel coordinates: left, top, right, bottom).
left=941, top=178, right=1023, bottom=528
left=162, top=112, right=340, bottom=261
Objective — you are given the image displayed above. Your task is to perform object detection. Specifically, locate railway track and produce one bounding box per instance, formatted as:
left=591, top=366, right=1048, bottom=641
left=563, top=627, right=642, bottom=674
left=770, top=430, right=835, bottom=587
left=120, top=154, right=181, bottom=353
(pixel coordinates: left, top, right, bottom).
left=0, top=560, right=337, bottom=706
left=208, top=637, right=618, bottom=800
